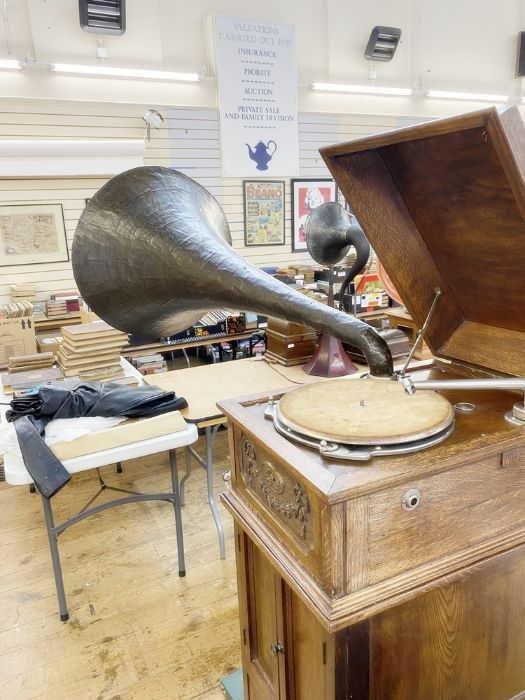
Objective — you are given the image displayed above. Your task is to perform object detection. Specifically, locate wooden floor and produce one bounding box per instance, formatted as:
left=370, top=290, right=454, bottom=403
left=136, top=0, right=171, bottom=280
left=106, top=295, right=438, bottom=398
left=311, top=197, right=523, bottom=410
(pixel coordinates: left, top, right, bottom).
left=0, top=429, right=241, bottom=699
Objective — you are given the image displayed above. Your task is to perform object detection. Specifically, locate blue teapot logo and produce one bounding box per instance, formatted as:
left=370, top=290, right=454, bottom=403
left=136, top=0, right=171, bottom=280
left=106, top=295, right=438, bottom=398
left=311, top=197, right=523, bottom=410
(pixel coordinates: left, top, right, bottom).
left=246, top=140, right=277, bottom=171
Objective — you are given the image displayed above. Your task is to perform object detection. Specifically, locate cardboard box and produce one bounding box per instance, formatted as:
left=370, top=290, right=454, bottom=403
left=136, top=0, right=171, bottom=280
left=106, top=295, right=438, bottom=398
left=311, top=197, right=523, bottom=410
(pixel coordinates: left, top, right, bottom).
left=36, top=333, right=63, bottom=359
left=0, top=317, right=36, bottom=368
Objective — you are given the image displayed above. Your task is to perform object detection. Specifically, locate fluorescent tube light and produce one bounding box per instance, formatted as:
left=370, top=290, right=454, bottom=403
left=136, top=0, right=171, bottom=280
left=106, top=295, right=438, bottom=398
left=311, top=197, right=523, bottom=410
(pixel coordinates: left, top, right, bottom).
left=311, top=82, right=412, bottom=96
left=0, top=59, right=22, bottom=70
left=51, top=63, right=200, bottom=82
left=426, top=90, right=509, bottom=103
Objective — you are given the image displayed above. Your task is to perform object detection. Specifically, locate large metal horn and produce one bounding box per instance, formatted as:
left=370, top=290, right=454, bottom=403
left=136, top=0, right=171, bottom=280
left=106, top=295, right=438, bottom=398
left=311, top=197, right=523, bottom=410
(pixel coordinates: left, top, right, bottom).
left=72, top=167, right=393, bottom=377
left=305, top=202, right=370, bottom=310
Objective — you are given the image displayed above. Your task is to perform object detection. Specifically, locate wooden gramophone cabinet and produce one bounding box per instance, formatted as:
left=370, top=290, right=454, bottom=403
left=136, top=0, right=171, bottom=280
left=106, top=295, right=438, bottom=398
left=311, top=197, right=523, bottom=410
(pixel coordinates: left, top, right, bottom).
left=221, top=106, right=525, bottom=699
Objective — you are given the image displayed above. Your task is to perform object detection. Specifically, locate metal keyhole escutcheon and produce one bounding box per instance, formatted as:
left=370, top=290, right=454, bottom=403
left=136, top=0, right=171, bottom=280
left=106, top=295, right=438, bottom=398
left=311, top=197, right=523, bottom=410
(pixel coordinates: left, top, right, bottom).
left=271, top=642, right=284, bottom=656
left=402, top=488, right=421, bottom=512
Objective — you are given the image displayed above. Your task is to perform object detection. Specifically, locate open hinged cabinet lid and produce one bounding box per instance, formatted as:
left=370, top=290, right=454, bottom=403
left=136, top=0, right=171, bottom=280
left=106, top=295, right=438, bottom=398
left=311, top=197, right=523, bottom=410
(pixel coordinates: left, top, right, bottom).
left=321, top=106, right=525, bottom=378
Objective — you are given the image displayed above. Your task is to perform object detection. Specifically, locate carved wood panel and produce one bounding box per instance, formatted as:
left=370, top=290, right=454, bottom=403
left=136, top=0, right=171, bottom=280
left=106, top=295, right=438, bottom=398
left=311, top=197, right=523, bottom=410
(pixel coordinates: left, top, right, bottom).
left=239, top=432, right=313, bottom=551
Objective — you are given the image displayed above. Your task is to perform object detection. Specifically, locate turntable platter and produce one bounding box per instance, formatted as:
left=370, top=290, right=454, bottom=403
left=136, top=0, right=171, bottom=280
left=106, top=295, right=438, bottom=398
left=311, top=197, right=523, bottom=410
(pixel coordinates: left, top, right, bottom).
left=276, top=377, right=454, bottom=446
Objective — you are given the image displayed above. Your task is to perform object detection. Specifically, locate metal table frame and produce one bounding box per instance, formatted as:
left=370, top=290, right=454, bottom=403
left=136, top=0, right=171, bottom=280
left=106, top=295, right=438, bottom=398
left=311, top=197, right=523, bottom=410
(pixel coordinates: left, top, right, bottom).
left=42, top=449, right=185, bottom=622
left=3, top=423, right=198, bottom=622
left=181, top=424, right=226, bottom=559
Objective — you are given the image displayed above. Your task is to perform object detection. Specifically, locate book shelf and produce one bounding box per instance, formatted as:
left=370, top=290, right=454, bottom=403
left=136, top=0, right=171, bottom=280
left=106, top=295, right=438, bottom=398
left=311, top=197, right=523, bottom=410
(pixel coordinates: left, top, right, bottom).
left=121, top=331, right=256, bottom=361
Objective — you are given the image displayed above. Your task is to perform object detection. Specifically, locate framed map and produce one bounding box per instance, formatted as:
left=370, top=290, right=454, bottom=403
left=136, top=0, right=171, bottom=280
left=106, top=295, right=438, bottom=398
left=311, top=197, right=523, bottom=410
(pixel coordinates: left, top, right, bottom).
left=0, top=204, right=69, bottom=266
left=243, top=180, right=285, bottom=247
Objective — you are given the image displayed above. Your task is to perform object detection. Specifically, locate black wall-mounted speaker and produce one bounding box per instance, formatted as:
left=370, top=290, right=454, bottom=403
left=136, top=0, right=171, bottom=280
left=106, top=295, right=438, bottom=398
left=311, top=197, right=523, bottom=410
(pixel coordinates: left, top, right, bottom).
left=79, top=0, right=126, bottom=36
left=364, top=26, right=402, bottom=62
left=517, top=32, right=525, bottom=77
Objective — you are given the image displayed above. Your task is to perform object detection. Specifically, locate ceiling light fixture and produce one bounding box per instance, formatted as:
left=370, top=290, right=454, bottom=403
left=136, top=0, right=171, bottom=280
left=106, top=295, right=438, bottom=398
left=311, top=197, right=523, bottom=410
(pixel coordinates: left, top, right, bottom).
left=426, top=90, right=509, bottom=103
left=310, top=82, right=412, bottom=96
left=0, top=59, right=22, bottom=70
left=50, top=63, right=200, bottom=82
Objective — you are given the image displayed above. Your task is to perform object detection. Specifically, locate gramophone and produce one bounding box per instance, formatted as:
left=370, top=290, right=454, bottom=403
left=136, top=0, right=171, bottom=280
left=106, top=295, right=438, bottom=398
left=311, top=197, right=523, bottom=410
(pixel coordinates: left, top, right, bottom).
left=302, top=201, right=370, bottom=377
left=73, top=117, right=525, bottom=462
left=216, top=106, right=525, bottom=699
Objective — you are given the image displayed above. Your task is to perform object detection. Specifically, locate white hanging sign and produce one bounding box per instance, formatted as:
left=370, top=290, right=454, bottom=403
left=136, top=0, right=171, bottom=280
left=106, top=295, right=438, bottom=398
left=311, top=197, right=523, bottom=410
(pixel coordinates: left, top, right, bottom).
left=213, top=16, right=299, bottom=177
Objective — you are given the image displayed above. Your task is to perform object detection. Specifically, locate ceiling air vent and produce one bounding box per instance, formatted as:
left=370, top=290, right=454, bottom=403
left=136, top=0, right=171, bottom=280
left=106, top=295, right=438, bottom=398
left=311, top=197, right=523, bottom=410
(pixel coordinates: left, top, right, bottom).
left=364, top=26, right=401, bottom=62
left=79, top=0, right=126, bottom=36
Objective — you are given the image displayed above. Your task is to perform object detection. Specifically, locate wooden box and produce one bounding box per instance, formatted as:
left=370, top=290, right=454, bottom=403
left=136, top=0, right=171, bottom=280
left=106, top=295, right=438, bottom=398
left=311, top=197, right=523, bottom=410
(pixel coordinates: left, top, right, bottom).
left=265, top=317, right=317, bottom=366
left=36, top=333, right=63, bottom=359
left=221, top=107, right=525, bottom=699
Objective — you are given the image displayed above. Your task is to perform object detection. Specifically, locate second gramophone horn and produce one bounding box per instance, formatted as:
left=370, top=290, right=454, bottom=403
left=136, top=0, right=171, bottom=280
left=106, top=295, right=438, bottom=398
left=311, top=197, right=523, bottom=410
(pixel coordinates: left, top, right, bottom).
left=72, top=167, right=393, bottom=377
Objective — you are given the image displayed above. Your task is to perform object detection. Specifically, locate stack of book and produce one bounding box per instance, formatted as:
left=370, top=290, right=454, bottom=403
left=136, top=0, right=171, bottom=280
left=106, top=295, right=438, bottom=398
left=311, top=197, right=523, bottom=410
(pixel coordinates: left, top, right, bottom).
left=57, top=321, right=128, bottom=380
left=10, top=284, right=37, bottom=303
left=51, top=291, right=81, bottom=313
left=46, top=299, right=68, bottom=317
left=194, top=310, right=244, bottom=337
left=132, top=354, right=167, bottom=375
left=2, top=366, right=64, bottom=397
left=8, top=351, right=54, bottom=373
left=286, top=265, right=316, bottom=284
left=0, top=301, right=34, bottom=319
left=226, top=314, right=246, bottom=334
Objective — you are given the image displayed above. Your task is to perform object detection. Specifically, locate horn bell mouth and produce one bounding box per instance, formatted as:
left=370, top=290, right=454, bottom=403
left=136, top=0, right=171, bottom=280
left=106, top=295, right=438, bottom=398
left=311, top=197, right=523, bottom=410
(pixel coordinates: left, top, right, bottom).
left=72, top=166, right=393, bottom=377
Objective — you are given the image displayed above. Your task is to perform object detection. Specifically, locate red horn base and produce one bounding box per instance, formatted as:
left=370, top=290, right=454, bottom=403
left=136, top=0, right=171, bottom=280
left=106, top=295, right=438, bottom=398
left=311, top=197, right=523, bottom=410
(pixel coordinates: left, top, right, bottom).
left=303, top=333, right=358, bottom=377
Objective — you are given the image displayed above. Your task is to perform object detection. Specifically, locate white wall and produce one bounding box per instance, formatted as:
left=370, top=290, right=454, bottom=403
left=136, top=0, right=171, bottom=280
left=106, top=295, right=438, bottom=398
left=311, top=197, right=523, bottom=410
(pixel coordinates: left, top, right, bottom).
left=0, top=99, right=418, bottom=305
left=1, top=0, right=525, bottom=117
left=1, top=0, right=524, bottom=304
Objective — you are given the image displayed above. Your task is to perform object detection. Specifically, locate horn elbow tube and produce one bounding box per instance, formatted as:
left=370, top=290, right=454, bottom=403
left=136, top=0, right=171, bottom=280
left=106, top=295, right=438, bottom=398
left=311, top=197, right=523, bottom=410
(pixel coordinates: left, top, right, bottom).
left=249, top=281, right=394, bottom=377
left=353, top=322, right=394, bottom=377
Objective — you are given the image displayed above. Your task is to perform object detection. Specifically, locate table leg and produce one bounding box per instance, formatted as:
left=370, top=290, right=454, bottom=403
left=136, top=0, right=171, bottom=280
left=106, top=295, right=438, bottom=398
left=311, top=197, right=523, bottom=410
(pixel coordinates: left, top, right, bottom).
left=41, top=495, right=69, bottom=622
left=205, top=425, right=226, bottom=559
left=180, top=447, right=192, bottom=506
left=168, top=449, right=186, bottom=576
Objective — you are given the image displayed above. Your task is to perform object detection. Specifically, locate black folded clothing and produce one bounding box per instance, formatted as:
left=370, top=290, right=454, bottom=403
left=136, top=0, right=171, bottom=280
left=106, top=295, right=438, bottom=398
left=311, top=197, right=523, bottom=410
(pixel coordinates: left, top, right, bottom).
left=8, top=380, right=188, bottom=498
left=7, top=379, right=187, bottom=423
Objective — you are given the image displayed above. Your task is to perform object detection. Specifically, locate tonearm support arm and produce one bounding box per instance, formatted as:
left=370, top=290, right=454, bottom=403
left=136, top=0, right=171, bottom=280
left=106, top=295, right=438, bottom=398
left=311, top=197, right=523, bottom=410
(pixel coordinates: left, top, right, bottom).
left=400, top=376, right=525, bottom=426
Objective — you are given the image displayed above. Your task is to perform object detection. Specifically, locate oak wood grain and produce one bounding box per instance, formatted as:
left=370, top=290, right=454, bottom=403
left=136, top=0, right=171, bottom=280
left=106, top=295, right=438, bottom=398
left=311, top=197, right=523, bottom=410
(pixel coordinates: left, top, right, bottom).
left=345, top=497, right=369, bottom=593
left=321, top=106, right=525, bottom=377
left=370, top=546, right=525, bottom=699
left=366, top=452, right=525, bottom=585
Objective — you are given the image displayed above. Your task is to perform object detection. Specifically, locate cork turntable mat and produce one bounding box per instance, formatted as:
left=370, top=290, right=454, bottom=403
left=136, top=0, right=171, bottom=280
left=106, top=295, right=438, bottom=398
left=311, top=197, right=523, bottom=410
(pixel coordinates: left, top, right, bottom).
left=277, top=377, right=454, bottom=445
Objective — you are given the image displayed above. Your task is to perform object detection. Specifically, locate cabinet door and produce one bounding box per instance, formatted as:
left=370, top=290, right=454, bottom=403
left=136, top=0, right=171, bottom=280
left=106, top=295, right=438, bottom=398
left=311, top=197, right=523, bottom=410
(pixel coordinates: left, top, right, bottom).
left=236, top=527, right=282, bottom=699
left=280, top=583, right=334, bottom=700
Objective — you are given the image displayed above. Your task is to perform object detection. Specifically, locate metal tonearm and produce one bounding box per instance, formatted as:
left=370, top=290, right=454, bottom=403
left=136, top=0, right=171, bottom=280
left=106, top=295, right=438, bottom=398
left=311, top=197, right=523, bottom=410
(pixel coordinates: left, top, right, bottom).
left=400, top=375, right=525, bottom=426
left=398, top=288, right=442, bottom=377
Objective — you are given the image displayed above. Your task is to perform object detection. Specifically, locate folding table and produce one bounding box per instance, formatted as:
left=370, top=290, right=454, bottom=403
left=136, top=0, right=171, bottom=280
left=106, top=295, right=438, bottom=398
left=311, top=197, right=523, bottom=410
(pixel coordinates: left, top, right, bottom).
left=3, top=421, right=198, bottom=621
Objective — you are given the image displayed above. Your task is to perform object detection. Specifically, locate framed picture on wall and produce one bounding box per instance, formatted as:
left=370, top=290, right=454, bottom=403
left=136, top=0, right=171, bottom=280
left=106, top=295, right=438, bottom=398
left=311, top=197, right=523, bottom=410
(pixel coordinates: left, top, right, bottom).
left=291, top=179, right=337, bottom=252
left=243, top=180, right=286, bottom=246
left=0, top=203, right=69, bottom=266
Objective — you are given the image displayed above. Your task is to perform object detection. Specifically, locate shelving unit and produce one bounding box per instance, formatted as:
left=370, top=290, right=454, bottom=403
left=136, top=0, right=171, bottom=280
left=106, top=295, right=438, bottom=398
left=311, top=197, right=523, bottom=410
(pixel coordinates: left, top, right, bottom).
left=121, top=330, right=256, bottom=361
